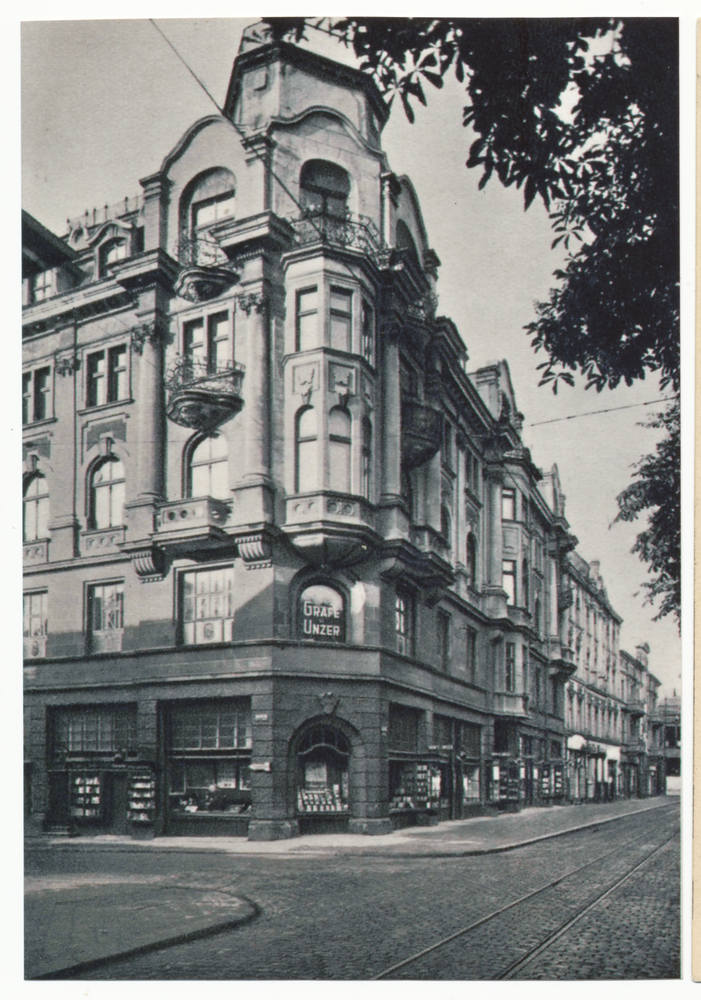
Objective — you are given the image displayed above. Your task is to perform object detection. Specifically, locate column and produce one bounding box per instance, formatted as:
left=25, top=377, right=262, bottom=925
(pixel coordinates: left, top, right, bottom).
left=380, top=325, right=401, bottom=504
left=231, top=287, right=274, bottom=526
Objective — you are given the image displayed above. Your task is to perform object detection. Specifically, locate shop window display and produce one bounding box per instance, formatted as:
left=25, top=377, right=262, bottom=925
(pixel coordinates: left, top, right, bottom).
left=167, top=700, right=252, bottom=816
left=296, top=726, right=350, bottom=814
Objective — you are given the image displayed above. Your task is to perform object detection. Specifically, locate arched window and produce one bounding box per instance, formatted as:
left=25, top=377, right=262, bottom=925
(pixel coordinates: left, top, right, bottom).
left=362, top=418, right=372, bottom=500
left=300, top=160, right=350, bottom=218
left=186, top=168, right=236, bottom=234
left=188, top=434, right=229, bottom=499
left=89, top=457, right=125, bottom=529
left=295, top=407, right=318, bottom=493
left=328, top=407, right=351, bottom=493
left=99, top=238, right=127, bottom=275
left=466, top=533, right=477, bottom=587
left=23, top=473, right=49, bottom=542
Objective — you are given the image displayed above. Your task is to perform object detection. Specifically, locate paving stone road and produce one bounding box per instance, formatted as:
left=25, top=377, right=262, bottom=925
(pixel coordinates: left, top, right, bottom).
left=32, top=805, right=679, bottom=981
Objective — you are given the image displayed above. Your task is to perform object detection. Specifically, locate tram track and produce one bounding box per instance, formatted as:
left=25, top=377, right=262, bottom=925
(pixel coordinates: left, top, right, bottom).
left=371, top=806, right=679, bottom=980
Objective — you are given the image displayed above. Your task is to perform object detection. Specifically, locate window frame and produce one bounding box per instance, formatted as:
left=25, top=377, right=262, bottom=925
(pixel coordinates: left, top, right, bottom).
left=23, top=589, right=48, bottom=639
left=22, top=366, right=53, bottom=425
left=85, top=344, right=129, bottom=409
left=295, top=286, right=319, bottom=353
left=180, top=564, right=235, bottom=646
left=23, top=472, right=50, bottom=542
left=395, top=589, right=413, bottom=657
left=437, top=609, right=451, bottom=672
left=182, top=310, right=233, bottom=374
left=361, top=300, right=375, bottom=365
left=505, top=642, right=516, bottom=692
left=502, top=560, right=517, bottom=605
left=295, top=406, right=318, bottom=494
left=328, top=405, right=352, bottom=493
left=88, top=455, right=126, bottom=530
left=501, top=487, right=516, bottom=521
left=186, top=433, right=230, bottom=500
left=465, top=626, right=477, bottom=681
left=87, top=580, right=125, bottom=653
left=329, top=286, right=353, bottom=353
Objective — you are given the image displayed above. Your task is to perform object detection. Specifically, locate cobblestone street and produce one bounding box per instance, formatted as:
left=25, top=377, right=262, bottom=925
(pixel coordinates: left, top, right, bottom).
left=26, top=802, right=679, bottom=981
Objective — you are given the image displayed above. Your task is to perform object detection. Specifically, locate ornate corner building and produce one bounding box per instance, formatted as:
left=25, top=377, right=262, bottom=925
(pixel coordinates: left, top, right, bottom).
left=22, top=25, right=665, bottom=840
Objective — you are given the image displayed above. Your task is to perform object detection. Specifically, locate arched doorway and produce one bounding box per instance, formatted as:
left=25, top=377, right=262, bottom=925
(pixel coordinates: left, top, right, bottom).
left=292, top=722, right=353, bottom=834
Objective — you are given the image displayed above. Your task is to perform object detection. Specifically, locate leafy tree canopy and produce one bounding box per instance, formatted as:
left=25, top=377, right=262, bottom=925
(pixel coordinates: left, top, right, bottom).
left=264, top=17, right=681, bottom=625
left=615, top=400, right=680, bottom=625
left=263, top=17, right=679, bottom=394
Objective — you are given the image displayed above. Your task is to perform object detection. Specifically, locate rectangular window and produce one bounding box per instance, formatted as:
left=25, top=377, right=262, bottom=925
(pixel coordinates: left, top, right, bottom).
left=361, top=300, right=374, bottom=365
left=296, top=287, right=318, bottom=352
left=466, top=627, right=477, bottom=681
left=22, top=367, right=52, bottom=424
left=329, top=287, right=352, bottom=352
left=31, top=269, right=54, bottom=303
left=502, top=487, right=516, bottom=521
left=437, top=610, right=451, bottom=671
left=388, top=703, right=420, bottom=753
left=170, top=701, right=252, bottom=751
left=505, top=642, right=516, bottom=692
left=87, top=346, right=128, bottom=407
left=208, top=311, right=231, bottom=369
left=442, top=421, right=453, bottom=469
left=23, top=591, right=47, bottom=638
left=502, top=560, right=516, bottom=605
left=182, top=566, right=234, bottom=645
left=395, top=591, right=412, bottom=656
left=51, top=705, right=137, bottom=756
left=88, top=582, right=124, bottom=653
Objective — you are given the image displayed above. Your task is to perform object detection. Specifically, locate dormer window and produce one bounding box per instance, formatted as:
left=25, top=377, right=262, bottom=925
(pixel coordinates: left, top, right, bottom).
left=182, top=168, right=237, bottom=239
left=99, top=238, right=127, bottom=275
left=300, top=160, right=350, bottom=219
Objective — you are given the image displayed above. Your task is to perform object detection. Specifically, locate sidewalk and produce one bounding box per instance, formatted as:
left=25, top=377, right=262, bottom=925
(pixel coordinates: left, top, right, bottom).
left=25, top=796, right=676, bottom=979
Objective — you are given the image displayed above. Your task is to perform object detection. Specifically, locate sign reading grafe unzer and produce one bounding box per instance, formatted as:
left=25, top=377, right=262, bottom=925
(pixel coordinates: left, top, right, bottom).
left=298, top=584, right=345, bottom=642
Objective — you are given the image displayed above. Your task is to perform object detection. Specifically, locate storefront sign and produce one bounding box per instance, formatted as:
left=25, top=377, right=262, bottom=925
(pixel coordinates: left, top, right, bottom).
left=254, top=713, right=269, bottom=722
left=298, top=585, right=345, bottom=642
left=249, top=762, right=271, bottom=772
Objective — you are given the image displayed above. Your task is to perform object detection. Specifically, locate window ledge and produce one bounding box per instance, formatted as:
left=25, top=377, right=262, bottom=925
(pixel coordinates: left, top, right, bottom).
left=78, top=399, right=133, bottom=417
left=23, top=417, right=57, bottom=431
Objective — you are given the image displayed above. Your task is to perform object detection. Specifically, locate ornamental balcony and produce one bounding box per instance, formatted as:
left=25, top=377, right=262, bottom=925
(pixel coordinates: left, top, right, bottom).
left=153, top=497, right=232, bottom=555
left=288, top=210, right=383, bottom=261
left=493, top=692, right=530, bottom=719
left=166, top=357, right=245, bottom=433
left=283, top=492, right=379, bottom=567
left=627, top=698, right=647, bottom=717
left=401, top=400, right=442, bottom=469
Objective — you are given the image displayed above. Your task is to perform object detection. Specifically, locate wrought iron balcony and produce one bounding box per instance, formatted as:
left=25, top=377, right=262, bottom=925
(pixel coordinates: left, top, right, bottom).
left=401, top=399, right=442, bottom=469
left=165, top=357, right=245, bottom=433
left=289, top=210, right=383, bottom=260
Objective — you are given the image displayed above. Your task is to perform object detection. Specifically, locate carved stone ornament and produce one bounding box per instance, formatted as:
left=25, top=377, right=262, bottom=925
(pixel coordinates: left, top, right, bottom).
left=236, top=292, right=267, bottom=316
left=318, top=691, right=340, bottom=715
left=237, top=532, right=272, bottom=570
left=293, top=363, right=317, bottom=404
left=174, top=266, right=237, bottom=304
left=55, top=353, right=81, bottom=377
left=131, top=321, right=165, bottom=355
left=127, top=544, right=165, bottom=583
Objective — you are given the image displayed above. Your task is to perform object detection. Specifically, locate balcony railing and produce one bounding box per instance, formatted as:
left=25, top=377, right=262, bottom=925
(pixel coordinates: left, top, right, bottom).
left=165, top=357, right=245, bottom=432
left=493, top=692, right=530, bottom=718
left=288, top=210, right=383, bottom=259
left=627, top=698, right=646, bottom=717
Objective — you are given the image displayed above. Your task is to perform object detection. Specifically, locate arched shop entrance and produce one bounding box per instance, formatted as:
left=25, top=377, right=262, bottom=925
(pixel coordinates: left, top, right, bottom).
left=291, top=721, right=355, bottom=834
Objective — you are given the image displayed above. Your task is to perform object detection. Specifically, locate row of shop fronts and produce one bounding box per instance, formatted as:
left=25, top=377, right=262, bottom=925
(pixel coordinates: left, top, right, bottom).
left=27, top=694, right=666, bottom=840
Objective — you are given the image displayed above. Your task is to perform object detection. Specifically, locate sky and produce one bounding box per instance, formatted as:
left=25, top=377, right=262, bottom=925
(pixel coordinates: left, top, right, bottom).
left=20, top=14, right=688, bottom=695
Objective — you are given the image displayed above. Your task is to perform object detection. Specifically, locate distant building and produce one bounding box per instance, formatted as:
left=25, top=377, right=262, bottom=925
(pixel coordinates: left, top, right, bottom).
left=23, top=24, right=662, bottom=840
left=619, top=644, right=664, bottom=798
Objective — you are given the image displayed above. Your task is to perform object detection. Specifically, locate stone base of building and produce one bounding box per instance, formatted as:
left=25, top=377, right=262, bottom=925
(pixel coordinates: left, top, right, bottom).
left=348, top=817, right=393, bottom=836
left=247, top=819, right=300, bottom=841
